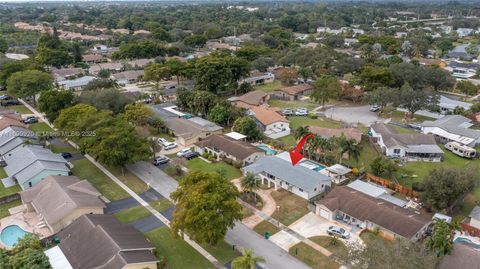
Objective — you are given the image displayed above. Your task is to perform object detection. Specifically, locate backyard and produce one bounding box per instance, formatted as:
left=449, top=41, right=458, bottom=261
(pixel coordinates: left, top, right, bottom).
left=271, top=190, right=310, bottom=226
left=186, top=158, right=241, bottom=181
left=0, top=167, right=21, bottom=198
left=309, top=236, right=348, bottom=259
left=288, top=242, right=339, bottom=269
left=288, top=116, right=343, bottom=130
left=254, top=80, right=282, bottom=93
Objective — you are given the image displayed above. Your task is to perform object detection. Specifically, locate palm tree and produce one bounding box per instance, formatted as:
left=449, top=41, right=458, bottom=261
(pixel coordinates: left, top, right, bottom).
left=294, top=126, right=310, bottom=140
left=241, top=173, right=261, bottom=202
left=339, top=138, right=361, bottom=163
left=232, top=248, right=265, bottom=269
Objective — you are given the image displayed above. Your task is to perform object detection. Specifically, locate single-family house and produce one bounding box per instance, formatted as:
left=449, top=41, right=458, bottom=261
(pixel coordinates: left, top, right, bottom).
left=249, top=106, right=290, bottom=139
left=240, top=73, right=275, bottom=86
left=82, top=54, right=107, bottom=64
left=58, top=76, right=96, bottom=91
left=344, top=38, right=359, bottom=46
left=418, top=58, right=445, bottom=68
left=347, top=180, right=408, bottom=207
left=273, top=84, right=313, bottom=101
left=315, top=186, right=431, bottom=241
left=126, top=59, right=154, bottom=69
left=456, top=28, right=474, bottom=37
left=0, top=126, right=37, bottom=156
left=319, top=164, right=353, bottom=184
left=194, top=134, right=265, bottom=166
left=467, top=206, right=480, bottom=230
left=3, top=145, right=70, bottom=190
left=370, top=123, right=444, bottom=161
left=229, top=90, right=269, bottom=109
left=422, top=115, right=480, bottom=147
left=111, top=70, right=144, bottom=85
left=88, top=62, right=124, bottom=75
left=46, top=214, right=157, bottom=269
left=51, top=68, right=84, bottom=82
left=19, top=175, right=105, bottom=233
left=0, top=112, right=27, bottom=131
left=243, top=152, right=332, bottom=200
left=90, top=44, right=108, bottom=53
left=165, top=117, right=223, bottom=146
left=437, top=95, right=473, bottom=114
left=309, top=126, right=362, bottom=144
left=444, top=61, right=479, bottom=79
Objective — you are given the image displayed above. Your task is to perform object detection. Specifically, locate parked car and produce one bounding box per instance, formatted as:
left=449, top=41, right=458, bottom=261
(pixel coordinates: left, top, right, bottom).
left=2, top=99, right=20, bottom=106
left=61, top=152, right=72, bottom=159
left=281, top=109, right=294, bottom=116
left=22, top=116, right=38, bottom=124
left=158, top=138, right=170, bottom=146
left=177, top=148, right=192, bottom=157
left=0, top=95, right=12, bottom=100
left=294, top=108, right=308, bottom=116
left=327, top=226, right=350, bottom=239
left=369, top=105, right=380, bottom=112
left=163, top=142, right=178, bottom=150
left=184, top=151, right=200, bottom=160
left=153, top=156, right=170, bottom=165
left=407, top=123, right=422, bottom=130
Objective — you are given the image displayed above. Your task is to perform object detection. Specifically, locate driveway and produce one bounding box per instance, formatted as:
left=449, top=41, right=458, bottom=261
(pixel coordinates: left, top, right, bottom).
left=105, top=188, right=164, bottom=214
left=324, top=105, right=383, bottom=126
left=289, top=212, right=364, bottom=247
left=126, top=161, right=178, bottom=201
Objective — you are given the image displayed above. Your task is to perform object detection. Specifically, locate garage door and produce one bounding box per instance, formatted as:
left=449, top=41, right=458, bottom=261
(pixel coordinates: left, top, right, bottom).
left=319, top=208, right=331, bottom=220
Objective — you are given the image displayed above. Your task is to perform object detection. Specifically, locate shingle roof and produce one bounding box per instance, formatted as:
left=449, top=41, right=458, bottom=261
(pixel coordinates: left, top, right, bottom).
left=20, top=176, right=105, bottom=228
left=469, top=206, right=480, bottom=220
left=57, top=214, right=157, bottom=269
left=230, top=90, right=268, bottom=106
left=0, top=126, right=36, bottom=155
left=0, top=114, right=26, bottom=131
left=423, top=115, right=480, bottom=140
left=166, top=117, right=222, bottom=140
left=112, top=70, right=144, bottom=81
left=3, top=145, right=69, bottom=185
left=195, top=134, right=263, bottom=160
left=243, top=154, right=331, bottom=194
left=250, top=106, right=288, bottom=126
left=279, top=84, right=313, bottom=95
left=318, top=186, right=431, bottom=238
left=439, top=244, right=480, bottom=269
left=59, top=76, right=96, bottom=89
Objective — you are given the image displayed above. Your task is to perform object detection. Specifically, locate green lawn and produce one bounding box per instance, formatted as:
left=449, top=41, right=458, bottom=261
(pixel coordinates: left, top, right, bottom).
left=288, top=116, right=343, bottom=130
left=150, top=198, right=173, bottom=212
left=271, top=190, right=310, bottom=226
left=253, top=220, right=280, bottom=236
left=114, top=205, right=151, bottom=223
left=278, top=135, right=297, bottom=148
left=309, top=236, right=348, bottom=259
left=8, top=105, right=32, bottom=115
left=343, top=138, right=380, bottom=171
left=0, top=167, right=21, bottom=198
left=186, top=158, right=241, bottom=181
left=288, top=242, right=339, bottom=269
left=201, top=241, right=240, bottom=265
left=0, top=199, right=22, bottom=219
left=29, top=122, right=53, bottom=133
left=145, top=227, right=215, bottom=269
left=390, top=124, right=418, bottom=134
left=384, top=110, right=435, bottom=123
left=108, top=165, right=149, bottom=194
left=360, top=231, right=393, bottom=246
left=254, top=80, right=282, bottom=93
left=268, top=99, right=318, bottom=110
left=48, top=143, right=78, bottom=154
left=70, top=159, right=129, bottom=201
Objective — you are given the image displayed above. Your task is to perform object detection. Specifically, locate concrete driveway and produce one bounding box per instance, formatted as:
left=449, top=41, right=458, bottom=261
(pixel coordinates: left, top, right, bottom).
left=324, top=105, right=384, bottom=126
left=289, top=213, right=364, bottom=247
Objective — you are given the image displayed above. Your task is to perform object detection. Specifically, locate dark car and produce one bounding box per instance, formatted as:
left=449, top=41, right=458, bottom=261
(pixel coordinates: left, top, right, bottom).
left=22, top=116, right=38, bottom=124
left=2, top=99, right=20, bottom=106
left=153, top=156, right=170, bottom=166
left=184, top=151, right=200, bottom=160
left=61, top=152, right=72, bottom=159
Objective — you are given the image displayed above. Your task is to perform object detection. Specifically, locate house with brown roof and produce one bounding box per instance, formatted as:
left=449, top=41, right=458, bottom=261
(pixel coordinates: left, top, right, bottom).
left=273, top=84, right=313, bottom=101
left=229, top=90, right=269, bottom=109
left=82, top=54, right=107, bottom=64
left=248, top=106, right=290, bottom=139
left=166, top=117, right=223, bottom=146
left=310, top=126, right=362, bottom=144
left=194, top=134, right=265, bottom=166
left=46, top=214, right=157, bottom=269
left=111, top=70, right=144, bottom=86
left=316, top=186, right=431, bottom=241
left=0, top=112, right=26, bottom=131
left=20, top=175, right=105, bottom=233
left=370, top=123, right=443, bottom=162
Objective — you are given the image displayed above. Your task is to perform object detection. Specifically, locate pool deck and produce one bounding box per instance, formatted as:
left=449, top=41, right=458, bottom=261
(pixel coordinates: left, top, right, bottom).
left=0, top=205, right=52, bottom=249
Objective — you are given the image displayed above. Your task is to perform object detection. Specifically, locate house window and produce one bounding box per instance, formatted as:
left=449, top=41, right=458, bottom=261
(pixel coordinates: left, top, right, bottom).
left=314, top=187, right=317, bottom=191
left=28, top=182, right=32, bottom=188
left=299, top=188, right=303, bottom=192
left=393, top=149, right=400, bottom=154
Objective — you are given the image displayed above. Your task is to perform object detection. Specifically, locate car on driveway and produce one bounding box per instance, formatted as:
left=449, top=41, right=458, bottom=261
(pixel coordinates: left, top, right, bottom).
left=327, top=226, right=350, bottom=239
left=407, top=123, right=422, bottom=130
left=61, top=152, right=72, bottom=159
left=2, top=99, right=21, bottom=106
left=163, top=142, right=178, bottom=150
left=282, top=109, right=294, bottom=116
left=184, top=151, right=200, bottom=160
left=22, top=116, right=38, bottom=124
left=369, top=105, right=380, bottom=112
left=294, top=108, right=308, bottom=116
left=153, top=156, right=170, bottom=165
left=177, top=148, right=192, bottom=157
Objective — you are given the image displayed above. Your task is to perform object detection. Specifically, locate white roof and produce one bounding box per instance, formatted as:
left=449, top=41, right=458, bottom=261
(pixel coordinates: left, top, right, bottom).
left=348, top=180, right=408, bottom=207
left=325, top=164, right=352, bottom=175
left=225, top=132, right=247, bottom=140
left=45, top=246, right=73, bottom=269
left=163, top=106, right=185, bottom=117
left=5, top=53, right=29, bottom=60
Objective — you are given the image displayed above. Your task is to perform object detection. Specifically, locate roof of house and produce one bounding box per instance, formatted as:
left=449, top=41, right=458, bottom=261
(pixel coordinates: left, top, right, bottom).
left=249, top=106, right=288, bottom=126
left=112, top=70, right=144, bottom=81
left=439, top=95, right=473, bottom=110
left=4, top=145, right=69, bottom=185
left=371, top=123, right=443, bottom=153
left=469, top=206, right=480, bottom=220
left=0, top=126, right=37, bottom=155
left=82, top=54, right=105, bottom=62
left=243, top=154, right=331, bottom=194
left=57, top=214, right=157, bottom=269
left=166, top=117, right=222, bottom=140
left=279, top=84, right=313, bottom=95
left=318, top=186, right=431, bottom=238
left=20, top=176, right=105, bottom=227
left=126, top=58, right=154, bottom=68
left=51, top=68, right=83, bottom=79
left=89, top=62, right=123, bottom=73
left=59, top=76, right=96, bottom=89
left=195, top=134, right=263, bottom=160
left=438, top=244, right=480, bottom=269
left=347, top=180, right=408, bottom=207
left=310, top=126, right=362, bottom=143
left=0, top=114, right=26, bottom=131
left=229, top=90, right=268, bottom=106
left=423, top=115, right=480, bottom=141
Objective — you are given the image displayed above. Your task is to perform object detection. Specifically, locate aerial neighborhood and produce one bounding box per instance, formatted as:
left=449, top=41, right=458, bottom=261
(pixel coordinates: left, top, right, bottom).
left=1, top=1, right=480, bottom=269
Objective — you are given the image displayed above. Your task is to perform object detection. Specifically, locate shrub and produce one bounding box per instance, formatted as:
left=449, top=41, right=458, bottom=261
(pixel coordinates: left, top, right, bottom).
left=207, top=155, right=216, bottom=162
left=308, top=114, right=318, bottom=119
left=224, top=158, right=233, bottom=165
left=232, top=160, right=243, bottom=168
left=412, top=182, right=426, bottom=192
left=202, top=152, right=210, bottom=158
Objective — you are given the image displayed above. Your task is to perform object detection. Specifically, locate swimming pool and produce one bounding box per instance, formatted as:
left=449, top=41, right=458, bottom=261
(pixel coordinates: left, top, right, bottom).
left=1, top=225, right=29, bottom=247
left=299, top=160, right=326, bottom=171
left=257, top=145, right=277, bottom=155
left=454, top=236, right=480, bottom=249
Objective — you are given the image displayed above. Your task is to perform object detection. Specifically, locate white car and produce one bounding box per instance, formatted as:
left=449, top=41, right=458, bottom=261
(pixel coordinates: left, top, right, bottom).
left=327, top=226, right=350, bottom=239
left=369, top=105, right=380, bottom=112
left=158, top=138, right=169, bottom=146
left=163, top=142, right=178, bottom=150
left=295, top=109, right=308, bottom=116
left=177, top=148, right=192, bottom=157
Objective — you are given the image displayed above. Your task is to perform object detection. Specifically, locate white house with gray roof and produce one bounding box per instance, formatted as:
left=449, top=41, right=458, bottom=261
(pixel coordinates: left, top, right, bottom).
left=422, top=115, right=480, bottom=147
left=243, top=152, right=332, bottom=200
left=3, top=145, right=70, bottom=190
left=58, top=76, right=96, bottom=91
left=0, top=126, right=37, bottom=156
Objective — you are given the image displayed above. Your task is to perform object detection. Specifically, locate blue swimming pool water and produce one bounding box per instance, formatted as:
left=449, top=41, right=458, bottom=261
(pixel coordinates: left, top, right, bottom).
left=454, top=237, right=480, bottom=249
left=257, top=145, right=277, bottom=155
left=313, top=165, right=326, bottom=171
left=1, top=225, right=29, bottom=247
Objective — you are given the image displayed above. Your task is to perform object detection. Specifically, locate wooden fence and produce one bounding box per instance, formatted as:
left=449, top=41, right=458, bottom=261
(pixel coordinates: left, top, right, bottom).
left=365, top=173, right=419, bottom=198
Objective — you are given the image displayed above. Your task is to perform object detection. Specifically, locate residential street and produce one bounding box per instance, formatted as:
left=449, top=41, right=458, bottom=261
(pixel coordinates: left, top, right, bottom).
left=127, top=161, right=311, bottom=269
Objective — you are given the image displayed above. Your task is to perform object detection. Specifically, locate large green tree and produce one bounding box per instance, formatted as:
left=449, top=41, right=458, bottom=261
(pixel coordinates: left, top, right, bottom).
left=232, top=116, right=262, bottom=141
left=6, top=70, right=52, bottom=104
left=144, top=63, right=172, bottom=90
left=170, top=171, right=242, bottom=245
left=38, top=89, right=75, bottom=121
left=76, top=88, right=132, bottom=114
left=428, top=220, right=459, bottom=256
left=4, top=234, right=51, bottom=269
left=123, top=103, right=154, bottom=126
left=311, top=75, right=341, bottom=105
left=0, top=37, right=7, bottom=53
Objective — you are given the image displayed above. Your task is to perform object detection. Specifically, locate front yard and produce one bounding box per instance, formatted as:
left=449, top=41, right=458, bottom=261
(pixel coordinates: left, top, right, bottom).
left=253, top=220, right=280, bottom=236
left=7, top=105, right=32, bottom=115
left=288, top=242, right=339, bottom=269
left=271, top=190, right=310, bottom=226
left=268, top=99, right=319, bottom=110
left=309, top=236, right=348, bottom=259
left=29, top=122, right=53, bottom=133
left=186, top=158, right=241, bottom=181
left=288, top=116, right=343, bottom=130
left=108, top=165, right=149, bottom=194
